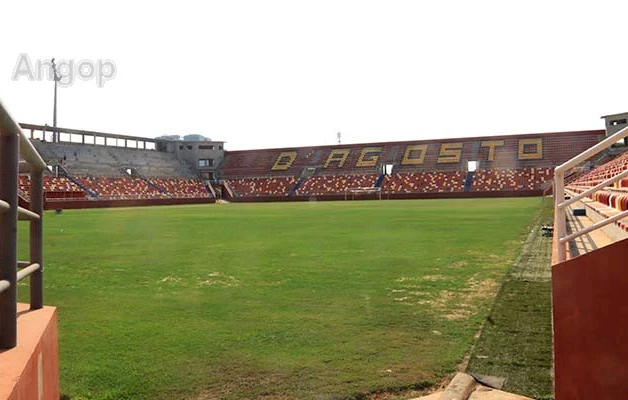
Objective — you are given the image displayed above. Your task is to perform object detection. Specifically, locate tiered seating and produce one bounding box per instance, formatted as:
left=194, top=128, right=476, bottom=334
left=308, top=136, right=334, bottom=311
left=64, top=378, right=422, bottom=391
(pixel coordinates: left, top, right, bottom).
left=32, top=141, right=195, bottom=178
left=74, top=177, right=167, bottom=200
left=19, top=175, right=86, bottom=200
left=471, top=168, right=553, bottom=192
left=295, top=174, right=377, bottom=196
left=20, top=174, right=214, bottom=201
left=569, top=150, right=628, bottom=188
left=18, top=176, right=30, bottom=197
left=28, top=129, right=606, bottom=203
left=112, top=147, right=196, bottom=177
left=225, top=177, right=297, bottom=197
left=564, top=149, right=628, bottom=233
left=150, top=178, right=210, bottom=198
left=568, top=186, right=628, bottom=232
left=381, top=171, right=465, bottom=193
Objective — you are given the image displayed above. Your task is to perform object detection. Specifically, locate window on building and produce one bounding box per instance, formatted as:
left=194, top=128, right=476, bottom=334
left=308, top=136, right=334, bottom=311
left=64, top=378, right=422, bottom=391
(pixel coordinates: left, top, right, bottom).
left=198, top=159, right=214, bottom=167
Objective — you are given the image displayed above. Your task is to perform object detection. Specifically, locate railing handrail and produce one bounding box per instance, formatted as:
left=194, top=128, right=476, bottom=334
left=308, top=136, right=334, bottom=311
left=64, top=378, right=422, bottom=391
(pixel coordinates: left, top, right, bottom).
left=555, top=126, right=628, bottom=175
left=0, top=98, right=45, bottom=349
left=558, top=169, right=628, bottom=210
left=0, top=99, right=46, bottom=172
left=554, top=125, right=628, bottom=262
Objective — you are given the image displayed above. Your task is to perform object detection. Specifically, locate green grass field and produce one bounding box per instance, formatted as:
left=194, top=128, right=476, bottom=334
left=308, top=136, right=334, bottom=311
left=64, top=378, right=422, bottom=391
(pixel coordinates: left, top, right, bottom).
left=18, top=198, right=545, bottom=400
left=466, top=199, right=554, bottom=399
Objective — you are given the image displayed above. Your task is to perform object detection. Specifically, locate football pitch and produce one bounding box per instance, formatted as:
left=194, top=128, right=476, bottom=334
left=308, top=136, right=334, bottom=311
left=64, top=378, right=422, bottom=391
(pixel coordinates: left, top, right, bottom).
left=20, top=197, right=545, bottom=400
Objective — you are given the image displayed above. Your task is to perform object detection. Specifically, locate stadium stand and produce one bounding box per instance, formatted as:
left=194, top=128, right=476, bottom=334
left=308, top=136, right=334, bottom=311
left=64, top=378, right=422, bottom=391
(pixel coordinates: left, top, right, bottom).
left=32, top=141, right=196, bottom=177
left=220, top=149, right=291, bottom=177
left=25, top=135, right=215, bottom=208
left=19, top=175, right=86, bottom=200
left=73, top=176, right=166, bottom=200
left=221, top=131, right=603, bottom=179
left=568, top=149, right=628, bottom=188
left=470, top=168, right=554, bottom=192
left=561, top=148, right=628, bottom=235
left=150, top=178, right=211, bottom=198
left=295, top=174, right=378, bottom=196
left=217, top=131, right=602, bottom=199
left=550, top=120, right=628, bottom=400
left=380, top=171, right=465, bottom=193
left=225, top=176, right=297, bottom=197
left=19, top=125, right=606, bottom=206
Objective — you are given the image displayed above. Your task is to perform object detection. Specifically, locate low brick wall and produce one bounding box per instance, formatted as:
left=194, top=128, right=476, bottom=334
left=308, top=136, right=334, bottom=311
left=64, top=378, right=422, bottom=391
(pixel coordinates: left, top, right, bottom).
left=229, top=190, right=542, bottom=203
left=43, top=197, right=215, bottom=210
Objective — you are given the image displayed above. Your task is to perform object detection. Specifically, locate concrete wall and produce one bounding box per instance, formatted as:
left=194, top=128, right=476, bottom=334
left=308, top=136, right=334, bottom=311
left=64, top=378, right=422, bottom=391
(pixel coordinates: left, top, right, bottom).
left=602, top=112, right=628, bottom=137
left=159, top=140, right=225, bottom=178
left=0, top=305, right=59, bottom=400
left=553, top=237, right=628, bottom=399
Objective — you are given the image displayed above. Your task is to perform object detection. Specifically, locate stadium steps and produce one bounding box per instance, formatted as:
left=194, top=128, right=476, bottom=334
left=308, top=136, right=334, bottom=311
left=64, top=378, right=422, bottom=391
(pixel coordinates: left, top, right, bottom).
left=288, top=176, right=306, bottom=196
left=464, top=171, right=475, bottom=192
left=374, top=173, right=386, bottom=188
left=107, top=147, right=122, bottom=165
left=60, top=171, right=98, bottom=199
left=222, top=181, right=236, bottom=198
left=204, top=180, right=217, bottom=197
left=143, top=177, right=169, bottom=196
left=561, top=196, right=617, bottom=259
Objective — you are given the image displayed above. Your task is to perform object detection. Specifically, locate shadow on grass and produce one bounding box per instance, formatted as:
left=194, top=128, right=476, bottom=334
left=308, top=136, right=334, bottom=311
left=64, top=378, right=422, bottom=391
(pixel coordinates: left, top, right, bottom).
left=466, top=200, right=554, bottom=399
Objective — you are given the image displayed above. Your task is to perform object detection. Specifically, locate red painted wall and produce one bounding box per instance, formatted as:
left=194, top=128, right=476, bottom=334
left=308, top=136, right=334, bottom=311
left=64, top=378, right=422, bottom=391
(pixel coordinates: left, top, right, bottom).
left=229, top=190, right=542, bottom=203
left=222, top=130, right=604, bottom=177
left=43, top=196, right=214, bottom=210
left=0, top=305, right=59, bottom=400
left=553, top=238, right=628, bottom=399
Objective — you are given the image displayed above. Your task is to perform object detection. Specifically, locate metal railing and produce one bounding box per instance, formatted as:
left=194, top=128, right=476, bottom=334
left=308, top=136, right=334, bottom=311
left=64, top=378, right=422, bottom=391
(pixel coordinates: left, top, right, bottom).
left=0, top=98, right=47, bottom=349
left=554, top=125, right=628, bottom=263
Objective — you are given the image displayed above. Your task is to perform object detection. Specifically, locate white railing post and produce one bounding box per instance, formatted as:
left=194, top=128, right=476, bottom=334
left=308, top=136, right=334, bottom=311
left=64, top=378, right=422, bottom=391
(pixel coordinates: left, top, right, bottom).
left=554, top=125, right=628, bottom=262
left=0, top=98, right=47, bottom=349
left=554, top=169, right=567, bottom=262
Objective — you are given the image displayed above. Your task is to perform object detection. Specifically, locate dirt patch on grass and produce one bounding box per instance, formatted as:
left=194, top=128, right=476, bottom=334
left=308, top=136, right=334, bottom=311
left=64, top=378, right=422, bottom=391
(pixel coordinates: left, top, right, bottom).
left=465, top=277, right=499, bottom=300
left=392, top=276, right=499, bottom=321
left=159, top=275, right=181, bottom=283
left=198, top=272, right=239, bottom=287
left=395, top=274, right=449, bottom=283
left=421, top=275, right=448, bottom=282
left=158, top=272, right=240, bottom=288
left=195, top=369, right=294, bottom=400
left=466, top=249, right=516, bottom=267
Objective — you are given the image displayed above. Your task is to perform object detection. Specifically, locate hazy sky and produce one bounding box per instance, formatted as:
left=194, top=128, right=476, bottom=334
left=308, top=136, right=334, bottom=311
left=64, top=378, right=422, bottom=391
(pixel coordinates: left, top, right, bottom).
left=1, top=1, right=626, bottom=150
